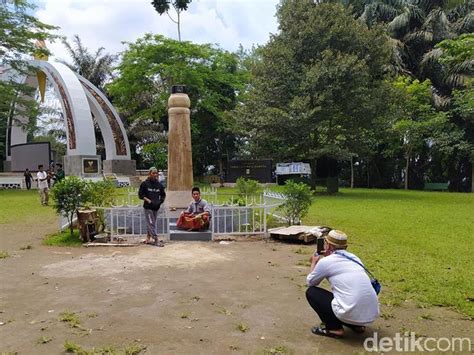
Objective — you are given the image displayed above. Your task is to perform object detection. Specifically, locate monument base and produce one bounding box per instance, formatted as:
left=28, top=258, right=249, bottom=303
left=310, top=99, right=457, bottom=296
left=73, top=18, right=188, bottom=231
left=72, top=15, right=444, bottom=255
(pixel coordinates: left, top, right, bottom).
left=64, top=155, right=102, bottom=176
left=103, top=159, right=136, bottom=175
left=2, top=160, right=11, bottom=172
left=165, top=190, right=192, bottom=210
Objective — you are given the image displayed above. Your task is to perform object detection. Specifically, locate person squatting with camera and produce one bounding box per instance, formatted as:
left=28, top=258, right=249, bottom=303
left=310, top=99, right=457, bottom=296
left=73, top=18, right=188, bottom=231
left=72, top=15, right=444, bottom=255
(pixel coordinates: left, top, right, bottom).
left=306, top=230, right=380, bottom=338
left=138, top=167, right=166, bottom=247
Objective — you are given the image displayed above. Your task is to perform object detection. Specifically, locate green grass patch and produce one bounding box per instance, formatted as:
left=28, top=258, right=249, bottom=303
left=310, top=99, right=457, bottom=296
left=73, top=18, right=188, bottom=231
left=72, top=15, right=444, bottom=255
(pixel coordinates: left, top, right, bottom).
left=236, top=322, right=249, bottom=332
left=43, top=229, right=82, bottom=247
left=37, top=336, right=52, bottom=344
left=62, top=339, right=145, bottom=355
left=59, top=311, right=81, bottom=328
left=64, top=340, right=83, bottom=353
left=263, top=345, right=290, bottom=354
left=0, top=251, right=9, bottom=259
left=301, top=188, right=474, bottom=317
left=0, top=189, right=56, bottom=225
left=124, top=341, right=146, bottom=355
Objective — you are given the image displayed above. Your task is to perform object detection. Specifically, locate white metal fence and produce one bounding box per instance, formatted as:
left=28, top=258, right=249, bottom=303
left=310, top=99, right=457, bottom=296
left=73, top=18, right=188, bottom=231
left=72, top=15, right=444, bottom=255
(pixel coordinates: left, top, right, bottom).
left=211, top=205, right=267, bottom=235
left=103, top=206, right=169, bottom=241
left=210, top=190, right=286, bottom=236
left=63, top=189, right=287, bottom=240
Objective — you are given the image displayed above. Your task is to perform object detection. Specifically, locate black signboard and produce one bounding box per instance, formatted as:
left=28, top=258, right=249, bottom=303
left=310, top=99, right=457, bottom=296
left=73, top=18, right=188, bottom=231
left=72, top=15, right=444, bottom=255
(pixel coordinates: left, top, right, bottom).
left=226, top=160, right=272, bottom=183
left=82, top=158, right=99, bottom=174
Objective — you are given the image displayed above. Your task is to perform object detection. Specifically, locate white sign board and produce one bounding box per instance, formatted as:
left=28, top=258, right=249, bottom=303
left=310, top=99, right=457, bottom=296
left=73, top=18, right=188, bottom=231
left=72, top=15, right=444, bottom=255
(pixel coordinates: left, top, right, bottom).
left=275, top=162, right=311, bottom=175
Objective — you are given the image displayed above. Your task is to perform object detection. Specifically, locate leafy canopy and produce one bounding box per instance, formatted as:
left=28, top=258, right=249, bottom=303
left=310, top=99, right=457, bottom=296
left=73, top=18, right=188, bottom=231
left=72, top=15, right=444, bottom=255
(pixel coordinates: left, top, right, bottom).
left=107, top=34, right=248, bottom=174
left=0, top=1, right=58, bottom=160
left=234, top=1, right=392, bottom=182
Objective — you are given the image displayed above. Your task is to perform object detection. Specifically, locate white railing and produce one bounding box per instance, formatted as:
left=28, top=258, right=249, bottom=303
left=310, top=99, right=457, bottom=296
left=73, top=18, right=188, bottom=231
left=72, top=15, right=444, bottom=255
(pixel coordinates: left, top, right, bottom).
left=127, top=186, right=141, bottom=206
left=200, top=186, right=218, bottom=204
left=263, top=190, right=287, bottom=222
left=102, top=206, right=169, bottom=241
left=210, top=190, right=287, bottom=236
left=211, top=205, right=267, bottom=235
left=61, top=189, right=287, bottom=239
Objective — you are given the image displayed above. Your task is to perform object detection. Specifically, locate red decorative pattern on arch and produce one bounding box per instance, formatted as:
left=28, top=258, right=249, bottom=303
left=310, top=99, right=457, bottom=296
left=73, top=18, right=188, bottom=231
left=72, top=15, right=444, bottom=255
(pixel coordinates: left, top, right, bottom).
left=45, top=69, right=76, bottom=150
left=80, top=79, right=127, bottom=156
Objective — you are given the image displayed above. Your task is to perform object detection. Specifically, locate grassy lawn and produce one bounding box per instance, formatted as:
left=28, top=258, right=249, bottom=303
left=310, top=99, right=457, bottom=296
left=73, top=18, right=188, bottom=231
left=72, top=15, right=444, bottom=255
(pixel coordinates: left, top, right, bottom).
left=0, top=189, right=56, bottom=225
left=2, top=187, right=472, bottom=317
left=303, top=188, right=474, bottom=318
left=204, top=185, right=473, bottom=317
left=43, top=229, right=83, bottom=247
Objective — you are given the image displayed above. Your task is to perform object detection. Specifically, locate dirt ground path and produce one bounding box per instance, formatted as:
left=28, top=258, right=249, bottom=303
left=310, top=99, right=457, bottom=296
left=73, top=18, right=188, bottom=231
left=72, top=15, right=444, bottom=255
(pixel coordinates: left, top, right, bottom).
left=0, top=215, right=472, bottom=354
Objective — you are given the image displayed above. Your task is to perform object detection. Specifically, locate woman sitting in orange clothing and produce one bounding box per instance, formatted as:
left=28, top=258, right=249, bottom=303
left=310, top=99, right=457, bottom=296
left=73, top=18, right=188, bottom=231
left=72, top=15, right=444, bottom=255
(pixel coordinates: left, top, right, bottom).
left=176, top=187, right=211, bottom=231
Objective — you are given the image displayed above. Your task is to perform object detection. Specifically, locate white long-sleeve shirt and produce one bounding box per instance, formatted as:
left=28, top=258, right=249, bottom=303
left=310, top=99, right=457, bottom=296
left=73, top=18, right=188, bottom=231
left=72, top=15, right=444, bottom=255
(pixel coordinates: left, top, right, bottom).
left=306, top=251, right=379, bottom=325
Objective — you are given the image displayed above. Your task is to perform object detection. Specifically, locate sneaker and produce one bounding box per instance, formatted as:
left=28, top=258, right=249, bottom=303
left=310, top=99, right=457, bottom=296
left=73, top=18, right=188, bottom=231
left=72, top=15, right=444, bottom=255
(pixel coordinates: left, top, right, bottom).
left=155, top=241, right=165, bottom=247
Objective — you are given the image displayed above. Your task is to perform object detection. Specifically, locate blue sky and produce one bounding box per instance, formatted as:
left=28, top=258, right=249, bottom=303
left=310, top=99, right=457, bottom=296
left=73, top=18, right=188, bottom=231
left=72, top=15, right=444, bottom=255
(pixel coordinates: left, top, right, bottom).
left=33, top=0, right=280, bottom=61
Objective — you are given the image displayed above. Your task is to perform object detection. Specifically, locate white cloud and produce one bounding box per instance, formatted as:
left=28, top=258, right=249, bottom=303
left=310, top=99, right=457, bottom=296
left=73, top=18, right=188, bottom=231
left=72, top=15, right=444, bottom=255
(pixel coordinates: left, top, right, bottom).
left=34, top=0, right=280, bottom=62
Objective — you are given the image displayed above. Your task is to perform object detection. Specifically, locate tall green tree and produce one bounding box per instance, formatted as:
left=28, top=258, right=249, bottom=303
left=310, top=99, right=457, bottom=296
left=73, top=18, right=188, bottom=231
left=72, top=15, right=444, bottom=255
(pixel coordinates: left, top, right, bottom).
left=234, top=1, right=392, bottom=190
left=0, top=1, right=57, bottom=165
left=151, top=0, right=192, bottom=41
left=392, top=77, right=447, bottom=189
left=425, top=34, right=474, bottom=191
left=107, top=34, right=248, bottom=174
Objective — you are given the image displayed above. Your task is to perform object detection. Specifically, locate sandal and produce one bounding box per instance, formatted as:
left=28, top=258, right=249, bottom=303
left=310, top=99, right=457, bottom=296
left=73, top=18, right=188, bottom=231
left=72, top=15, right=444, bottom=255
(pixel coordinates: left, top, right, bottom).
left=311, top=326, right=343, bottom=338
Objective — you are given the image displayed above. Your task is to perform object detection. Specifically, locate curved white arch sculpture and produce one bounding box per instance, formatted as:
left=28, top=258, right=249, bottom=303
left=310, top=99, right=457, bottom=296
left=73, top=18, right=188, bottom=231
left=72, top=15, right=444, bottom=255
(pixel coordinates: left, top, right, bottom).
left=3, top=61, right=135, bottom=175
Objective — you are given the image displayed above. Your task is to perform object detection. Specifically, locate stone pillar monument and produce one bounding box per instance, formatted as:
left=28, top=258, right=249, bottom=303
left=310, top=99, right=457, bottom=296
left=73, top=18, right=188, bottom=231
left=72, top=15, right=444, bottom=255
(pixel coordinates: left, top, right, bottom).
left=166, top=85, right=193, bottom=209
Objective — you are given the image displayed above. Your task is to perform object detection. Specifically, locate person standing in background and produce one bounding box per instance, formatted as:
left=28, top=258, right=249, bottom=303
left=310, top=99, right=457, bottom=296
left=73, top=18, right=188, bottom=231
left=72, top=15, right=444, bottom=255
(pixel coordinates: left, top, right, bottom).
left=46, top=169, right=53, bottom=188
left=36, top=165, right=49, bottom=206
left=24, top=169, right=33, bottom=190
left=54, top=163, right=65, bottom=184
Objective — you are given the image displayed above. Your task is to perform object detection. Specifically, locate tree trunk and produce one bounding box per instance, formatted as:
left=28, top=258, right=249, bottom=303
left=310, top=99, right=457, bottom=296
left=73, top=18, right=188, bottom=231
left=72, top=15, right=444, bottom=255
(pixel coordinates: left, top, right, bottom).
left=367, top=158, right=370, bottom=188
left=350, top=156, right=354, bottom=189
left=309, top=159, right=317, bottom=191
left=69, top=212, right=74, bottom=237
left=471, top=160, right=474, bottom=193
left=405, top=154, right=410, bottom=190
left=177, top=10, right=181, bottom=41
left=218, top=158, right=224, bottom=187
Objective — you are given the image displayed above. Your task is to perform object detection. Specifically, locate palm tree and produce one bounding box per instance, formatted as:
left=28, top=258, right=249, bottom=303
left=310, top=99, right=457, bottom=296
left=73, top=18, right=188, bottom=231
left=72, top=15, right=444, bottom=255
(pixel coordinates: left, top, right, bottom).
left=57, top=35, right=116, bottom=90
left=421, top=33, right=473, bottom=106
left=151, top=0, right=192, bottom=41
left=353, top=0, right=472, bottom=100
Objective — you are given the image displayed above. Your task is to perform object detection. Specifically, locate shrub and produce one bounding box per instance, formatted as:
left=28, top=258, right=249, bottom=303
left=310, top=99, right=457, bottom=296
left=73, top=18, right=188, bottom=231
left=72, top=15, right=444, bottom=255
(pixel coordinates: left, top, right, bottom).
left=226, top=197, right=246, bottom=206
left=235, top=177, right=259, bottom=195
left=84, top=180, right=117, bottom=232
left=278, top=180, right=313, bottom=226
left=51, top=178, right=118, bottom=237
left=51, top=176, right=88, bottom=237
left=84, top=180, right=117, bottom=207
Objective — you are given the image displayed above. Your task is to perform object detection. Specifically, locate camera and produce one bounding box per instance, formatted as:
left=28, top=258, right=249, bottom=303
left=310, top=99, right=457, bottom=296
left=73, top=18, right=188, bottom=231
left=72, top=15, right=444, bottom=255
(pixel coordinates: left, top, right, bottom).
left=315, top=236, right=325, bottom=255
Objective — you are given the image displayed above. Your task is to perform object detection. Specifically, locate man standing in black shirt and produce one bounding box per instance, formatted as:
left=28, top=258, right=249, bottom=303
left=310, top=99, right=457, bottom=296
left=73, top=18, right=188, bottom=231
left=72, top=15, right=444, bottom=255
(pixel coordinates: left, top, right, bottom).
left=24, top=169, right=33, bottom=190
left=138, top=167, right=166, bottom=246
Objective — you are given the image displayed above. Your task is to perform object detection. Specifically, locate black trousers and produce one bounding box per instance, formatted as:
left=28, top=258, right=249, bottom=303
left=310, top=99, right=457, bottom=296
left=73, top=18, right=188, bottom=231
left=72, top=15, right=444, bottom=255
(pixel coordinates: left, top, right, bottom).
left=25, top=179, right=31, bottom=190
left=306, top=286, right=361, bottom=331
